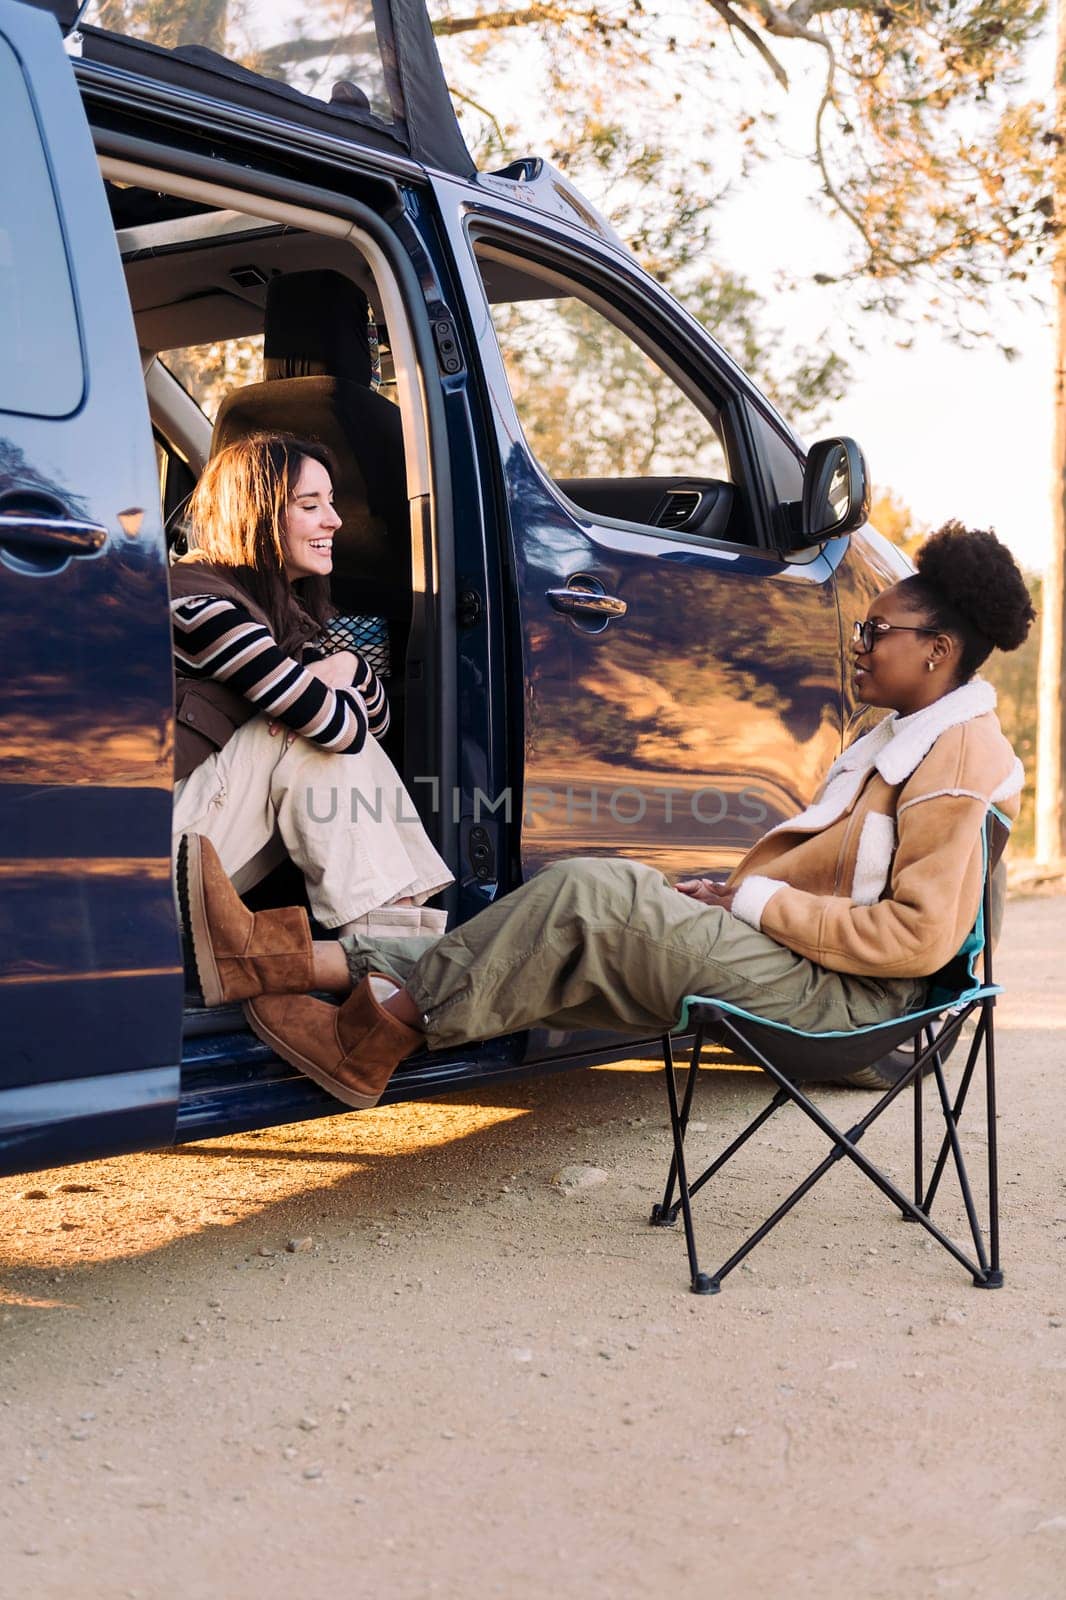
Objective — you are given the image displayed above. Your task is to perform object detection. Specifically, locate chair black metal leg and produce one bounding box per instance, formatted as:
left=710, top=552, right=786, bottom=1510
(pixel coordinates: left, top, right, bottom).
left=660, top=1033, right=715, bottom=1293
left=652, top=1028, right=704, bottom=1227
left=929, top=1056, right=990, bottom=1280
left=912, top=1037, right=925, bottom=1213
left=922, top=1012, right=986, bottom=1215
left=980, top=997, right=1003, bottom=1287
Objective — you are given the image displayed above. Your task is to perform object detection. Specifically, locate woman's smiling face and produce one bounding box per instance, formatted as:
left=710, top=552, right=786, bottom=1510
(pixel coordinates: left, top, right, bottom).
left=853, top=584, right=957, bottom=715
left=281, top=456, right=341, bottom=581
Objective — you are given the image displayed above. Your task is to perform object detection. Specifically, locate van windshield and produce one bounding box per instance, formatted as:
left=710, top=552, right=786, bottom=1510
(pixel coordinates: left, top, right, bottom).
left=80, top=0, right=398, bottom=122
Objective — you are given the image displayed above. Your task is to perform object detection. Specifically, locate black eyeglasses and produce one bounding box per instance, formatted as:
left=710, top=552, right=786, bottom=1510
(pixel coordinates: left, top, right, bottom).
left=852, top=619, right=939, bottom=653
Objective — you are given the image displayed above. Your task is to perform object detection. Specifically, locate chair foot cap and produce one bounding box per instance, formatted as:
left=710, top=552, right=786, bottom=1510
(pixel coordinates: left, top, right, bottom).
left=649, top=1204, right=677, bottom=1228
left=972, top=1269, right=1004, bottom=1289
left=692, top=1273, right=719, bottom=1295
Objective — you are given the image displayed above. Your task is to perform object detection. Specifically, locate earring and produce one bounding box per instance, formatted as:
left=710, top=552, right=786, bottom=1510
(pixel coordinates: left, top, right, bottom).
left=927, top=661, right=935, bottom=672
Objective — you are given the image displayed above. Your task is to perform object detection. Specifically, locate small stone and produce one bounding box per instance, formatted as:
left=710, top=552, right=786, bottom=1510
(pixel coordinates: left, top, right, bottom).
left=79, top=1411, right=96, bottom=1422
left=303, top=1465, right=323, bottom=1480
left=298, top=1416, right=319, bottom=1432
left=282, top=1447, right=297, bottom=1460
left=180, top=1333, right=196, bottom=1345
left=21, top=1189, right=49, bottom=1200
left=59, top=1182, right=97, bottom=1193
left=1049, top=1317, right=1063, bottom=1329
left=286, top=1237, right=313, bottom=1254
left=441, top=1429, right=456, bottom=1440
left=510, top=1348, right=533, bottom=1363
left=729, top=1426, right=749, bottom=1439
left=688, top=1121, right=708, bottom=1134
left=70, top=1429, right=89, bottom=1441
left=24, top=1546, right=40, bottom=1557
left=1033, top=1515, right=1066, bottom=1533
left=935, top=1308, right=967, bottom=1326
left=551, top=1164, right=609, bottom=1191
left=257, top=1246, right=276, bottom=1258
left=338, top=1400, right=352, bottom=1415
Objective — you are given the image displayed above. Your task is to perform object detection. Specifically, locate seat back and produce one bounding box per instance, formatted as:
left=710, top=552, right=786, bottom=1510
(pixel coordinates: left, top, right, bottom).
left=211, top=270, right=410, bottom=623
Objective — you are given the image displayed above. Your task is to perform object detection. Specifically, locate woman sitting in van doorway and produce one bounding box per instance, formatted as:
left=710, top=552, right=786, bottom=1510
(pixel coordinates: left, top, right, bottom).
left=170, top=431, right=451, bottom=1006
left=179, top=523, right=1033, bottom=1106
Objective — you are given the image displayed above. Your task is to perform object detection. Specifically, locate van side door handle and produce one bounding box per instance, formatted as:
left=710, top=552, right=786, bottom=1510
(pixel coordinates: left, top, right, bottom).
left=546, top=586, right=627, bottom=620
left=0, top=513, right=108, bottom=557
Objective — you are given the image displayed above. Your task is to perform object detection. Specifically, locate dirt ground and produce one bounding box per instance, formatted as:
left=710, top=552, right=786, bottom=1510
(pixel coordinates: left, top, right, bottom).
left=1, top=895, right=1063, bottom=1600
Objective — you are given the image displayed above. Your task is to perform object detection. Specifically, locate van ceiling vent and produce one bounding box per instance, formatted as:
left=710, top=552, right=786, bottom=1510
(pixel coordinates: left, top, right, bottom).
left=230, top=265, right=268, bottom=289
left=656, top=489, right=702, bottom=530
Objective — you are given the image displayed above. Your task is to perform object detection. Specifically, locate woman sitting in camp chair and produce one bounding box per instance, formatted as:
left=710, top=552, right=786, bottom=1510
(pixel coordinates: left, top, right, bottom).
left=179, top=522, right=1035, bottom=1111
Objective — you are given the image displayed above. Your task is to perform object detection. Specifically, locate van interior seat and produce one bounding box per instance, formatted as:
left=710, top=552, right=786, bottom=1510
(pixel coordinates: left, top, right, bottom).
left=211, top=268, right=411, bottom=650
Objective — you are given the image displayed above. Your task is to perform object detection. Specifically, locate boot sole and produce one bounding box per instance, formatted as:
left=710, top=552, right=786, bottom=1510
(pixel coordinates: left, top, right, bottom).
left=178, top=833, right=225, bottom=1011
left=244, top=1001, right=381, bottom=1110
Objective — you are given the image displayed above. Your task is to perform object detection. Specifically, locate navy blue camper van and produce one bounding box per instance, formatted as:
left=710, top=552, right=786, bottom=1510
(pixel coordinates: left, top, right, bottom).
left=0, top=0, right=910, bottom=1176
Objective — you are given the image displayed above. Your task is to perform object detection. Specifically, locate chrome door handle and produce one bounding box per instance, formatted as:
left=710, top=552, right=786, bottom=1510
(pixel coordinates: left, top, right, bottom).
left=546, top=587, right=627, bottom=619
left=0, top=513, right=108, bottom=556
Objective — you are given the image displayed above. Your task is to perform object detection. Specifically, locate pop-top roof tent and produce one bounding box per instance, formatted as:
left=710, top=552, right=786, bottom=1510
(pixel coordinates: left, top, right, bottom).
left=23, top=0, right=476, bottom=176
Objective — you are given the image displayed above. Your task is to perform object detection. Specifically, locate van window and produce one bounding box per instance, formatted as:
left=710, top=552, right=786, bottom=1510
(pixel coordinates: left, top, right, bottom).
left=161, top=335, right=265, bottom=423
left=0, top=36, right=83, bottom=419
left=476, top=251, right=730, bottom=486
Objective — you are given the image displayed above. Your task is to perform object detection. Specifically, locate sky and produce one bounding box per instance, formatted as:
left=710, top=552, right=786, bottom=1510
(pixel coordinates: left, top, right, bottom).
left=702, top=24, right=1056, bottom=577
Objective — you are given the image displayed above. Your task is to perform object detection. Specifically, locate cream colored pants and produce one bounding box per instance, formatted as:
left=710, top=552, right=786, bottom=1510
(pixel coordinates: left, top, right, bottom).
left=172, top=717, right=452, bottom=929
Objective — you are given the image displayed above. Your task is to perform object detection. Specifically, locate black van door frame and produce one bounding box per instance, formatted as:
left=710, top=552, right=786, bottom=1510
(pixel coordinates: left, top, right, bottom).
left=95, top=145, right=462, bottom=878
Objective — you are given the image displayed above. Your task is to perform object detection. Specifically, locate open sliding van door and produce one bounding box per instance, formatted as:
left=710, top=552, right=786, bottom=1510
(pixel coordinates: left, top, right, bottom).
left=0, top=0, right=182, bottom=1175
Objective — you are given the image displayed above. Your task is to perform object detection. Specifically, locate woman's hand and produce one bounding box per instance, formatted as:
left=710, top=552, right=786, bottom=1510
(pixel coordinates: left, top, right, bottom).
left=305, top=650, right=359, bottom=690
left=676, top=878, right=737, bottom=913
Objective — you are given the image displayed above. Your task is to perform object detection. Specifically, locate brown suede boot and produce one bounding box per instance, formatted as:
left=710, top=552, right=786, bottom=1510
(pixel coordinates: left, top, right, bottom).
left=178, top=833, right=314, bottom=1008
left=244, top=974, right=423, bottom=1108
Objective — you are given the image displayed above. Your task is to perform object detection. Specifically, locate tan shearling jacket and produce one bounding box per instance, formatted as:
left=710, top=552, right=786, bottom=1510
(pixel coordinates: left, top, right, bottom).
left=726, top=680, right=1023, bottom=979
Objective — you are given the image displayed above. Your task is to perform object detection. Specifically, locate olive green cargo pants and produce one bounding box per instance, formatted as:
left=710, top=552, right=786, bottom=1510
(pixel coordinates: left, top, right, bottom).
left=339, top=857, right=925, bottom=1051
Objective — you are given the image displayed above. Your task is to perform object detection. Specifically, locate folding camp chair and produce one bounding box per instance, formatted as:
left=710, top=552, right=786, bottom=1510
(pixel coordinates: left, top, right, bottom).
left=652, top=808, right=1010, bottom=1296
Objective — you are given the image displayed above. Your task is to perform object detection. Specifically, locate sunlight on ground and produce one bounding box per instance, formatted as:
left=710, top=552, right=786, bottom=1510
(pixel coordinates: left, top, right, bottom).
left=0, top=1099, right=529, bottom=1275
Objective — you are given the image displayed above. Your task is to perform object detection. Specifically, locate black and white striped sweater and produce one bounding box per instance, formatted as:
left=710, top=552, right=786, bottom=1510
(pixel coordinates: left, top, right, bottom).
left=171, top=594, right=389, bottom=754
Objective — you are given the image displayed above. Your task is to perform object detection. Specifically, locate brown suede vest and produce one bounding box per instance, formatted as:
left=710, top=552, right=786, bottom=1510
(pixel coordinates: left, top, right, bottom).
left=169, top=558, right=321, bottom=782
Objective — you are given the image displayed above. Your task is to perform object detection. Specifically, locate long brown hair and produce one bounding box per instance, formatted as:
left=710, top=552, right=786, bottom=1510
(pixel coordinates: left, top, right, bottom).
left=184, top=434, right=337, bottom=653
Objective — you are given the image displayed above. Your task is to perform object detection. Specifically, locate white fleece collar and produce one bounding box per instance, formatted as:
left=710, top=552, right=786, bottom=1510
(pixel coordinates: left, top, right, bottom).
left=766, top=678, right=998, bottom=839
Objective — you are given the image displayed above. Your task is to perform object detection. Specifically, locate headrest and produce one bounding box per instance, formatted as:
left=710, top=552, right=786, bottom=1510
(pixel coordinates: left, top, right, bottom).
left=263, top=270, right=373, bottom=385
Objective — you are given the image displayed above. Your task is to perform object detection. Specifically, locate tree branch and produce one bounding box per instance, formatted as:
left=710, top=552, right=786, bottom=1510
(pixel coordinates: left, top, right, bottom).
left=705, top=0, right=790, bottom=90
left=432, top=5, right=594, bottom=37
left=450, top=86, right=510, bottom=151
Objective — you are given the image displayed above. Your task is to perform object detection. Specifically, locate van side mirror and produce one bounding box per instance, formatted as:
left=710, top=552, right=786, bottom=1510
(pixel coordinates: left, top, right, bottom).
left=797, top=436, right=870, bottom=547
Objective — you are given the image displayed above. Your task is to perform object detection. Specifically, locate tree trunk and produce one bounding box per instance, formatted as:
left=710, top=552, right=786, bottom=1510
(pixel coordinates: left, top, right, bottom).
left=1035, top=0, right=1066, bottom=864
